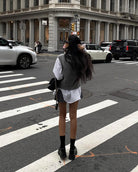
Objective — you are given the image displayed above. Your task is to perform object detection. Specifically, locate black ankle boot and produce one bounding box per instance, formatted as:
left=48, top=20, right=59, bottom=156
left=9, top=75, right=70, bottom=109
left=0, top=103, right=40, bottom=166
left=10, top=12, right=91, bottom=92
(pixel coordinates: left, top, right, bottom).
left=69, top=146, right=77, bottom=160
left=58, top=147, right=67, bottom=160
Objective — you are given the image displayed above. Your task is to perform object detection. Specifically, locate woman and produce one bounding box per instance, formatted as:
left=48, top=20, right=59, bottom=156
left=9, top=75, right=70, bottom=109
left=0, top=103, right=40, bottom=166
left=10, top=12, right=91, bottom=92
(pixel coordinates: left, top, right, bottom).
left=53, top=35, right=93, bottom=160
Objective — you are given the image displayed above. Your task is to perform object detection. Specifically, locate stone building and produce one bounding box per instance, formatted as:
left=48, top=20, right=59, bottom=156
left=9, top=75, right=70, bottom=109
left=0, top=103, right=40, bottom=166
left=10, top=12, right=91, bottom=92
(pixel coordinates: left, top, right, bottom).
left=0, top=0, right=138, bottom=51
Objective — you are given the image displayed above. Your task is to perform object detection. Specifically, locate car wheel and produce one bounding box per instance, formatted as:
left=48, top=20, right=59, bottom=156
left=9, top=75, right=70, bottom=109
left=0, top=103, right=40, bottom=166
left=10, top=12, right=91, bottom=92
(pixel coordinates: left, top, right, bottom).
left=17, top=54, right=31, bottom=69
left=105, top=54, right=112, bottom=63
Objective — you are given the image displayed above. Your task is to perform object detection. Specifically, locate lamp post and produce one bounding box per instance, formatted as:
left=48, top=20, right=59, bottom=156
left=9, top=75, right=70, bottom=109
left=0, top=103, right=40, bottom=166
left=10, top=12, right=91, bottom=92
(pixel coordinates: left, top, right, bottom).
left=74, top=14, right=78, bottom=32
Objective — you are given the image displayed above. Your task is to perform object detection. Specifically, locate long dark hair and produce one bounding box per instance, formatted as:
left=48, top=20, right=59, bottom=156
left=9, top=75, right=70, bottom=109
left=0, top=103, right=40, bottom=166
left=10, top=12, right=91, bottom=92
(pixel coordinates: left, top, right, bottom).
left=65, top=35, right=93, bottom=83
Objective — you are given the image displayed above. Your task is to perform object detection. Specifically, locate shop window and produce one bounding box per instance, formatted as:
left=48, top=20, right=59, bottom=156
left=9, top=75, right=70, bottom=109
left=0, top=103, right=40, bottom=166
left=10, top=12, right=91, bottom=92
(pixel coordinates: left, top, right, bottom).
left=101, top=0, right=106, bottom=11
left=3, top=0, right=6, bottom=12
left=34, top=0, right=39, bottom=6
left=44, top=0, right=49, bottom=4
left=10, top=0, right=13, bottom=11
left=2, top=23, right=6, bottom=37
left=58, top=0, right=70, bottom=2
left=110, top=0, right=114, bottom=12
left=17, top=0, right=21, bottom=9
left=25, top=0, right=29, bottom=8
left=100, top=22, right=105, bottom=42
left=90, top=21, right=96, bottom=43
left=91, top=0, right=97, bottom=8
left=80, top=0, right=86, bottom=6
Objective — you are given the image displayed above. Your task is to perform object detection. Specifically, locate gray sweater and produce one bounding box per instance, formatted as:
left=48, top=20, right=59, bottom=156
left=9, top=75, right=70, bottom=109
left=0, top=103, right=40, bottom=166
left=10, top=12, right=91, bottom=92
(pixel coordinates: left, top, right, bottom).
left=58, top=54, right=80, bottom=90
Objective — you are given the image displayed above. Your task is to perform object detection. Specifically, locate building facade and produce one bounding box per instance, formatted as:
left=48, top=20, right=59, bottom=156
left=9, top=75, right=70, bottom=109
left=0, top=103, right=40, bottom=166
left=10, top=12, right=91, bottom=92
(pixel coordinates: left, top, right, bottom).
left=0, top=0, right=138, bottom=51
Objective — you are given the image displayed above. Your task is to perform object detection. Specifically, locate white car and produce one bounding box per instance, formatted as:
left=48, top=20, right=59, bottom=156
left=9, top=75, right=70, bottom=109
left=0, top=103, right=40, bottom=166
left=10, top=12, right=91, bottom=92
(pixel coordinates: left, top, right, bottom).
left=85, top=44, right=112, bottom=63
left=100, top=42, right=112, bottom=51
left=0, top=37, right=37, bottom=69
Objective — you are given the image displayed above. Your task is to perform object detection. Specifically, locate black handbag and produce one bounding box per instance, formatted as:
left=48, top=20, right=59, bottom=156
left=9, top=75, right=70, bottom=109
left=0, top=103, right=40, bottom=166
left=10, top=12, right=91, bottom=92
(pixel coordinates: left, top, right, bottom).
left=48, top=78, right=57, bottom=91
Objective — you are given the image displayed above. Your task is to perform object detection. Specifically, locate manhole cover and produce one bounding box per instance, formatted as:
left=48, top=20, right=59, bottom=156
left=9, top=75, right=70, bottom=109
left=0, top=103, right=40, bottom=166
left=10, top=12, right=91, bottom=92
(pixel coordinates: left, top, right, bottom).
left=110, top=88, right=138, bottom=101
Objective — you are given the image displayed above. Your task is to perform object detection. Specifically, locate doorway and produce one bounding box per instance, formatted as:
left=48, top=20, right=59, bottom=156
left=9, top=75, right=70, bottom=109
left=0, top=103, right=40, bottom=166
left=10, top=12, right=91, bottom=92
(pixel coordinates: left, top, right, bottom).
left=58, top=18, right=71, bottom=51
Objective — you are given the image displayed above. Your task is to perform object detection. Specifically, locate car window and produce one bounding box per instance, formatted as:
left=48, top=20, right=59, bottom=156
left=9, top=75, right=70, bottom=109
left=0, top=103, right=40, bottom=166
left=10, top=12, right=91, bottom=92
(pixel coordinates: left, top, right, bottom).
left=0, top=38, right=9, bottom=46
left=127, top=41, right=136, bottom=46
left=112, top=41, right=126, bottom=46
left=101, top=43, right=111, bottom=47
left=86, top=45, right=95, bottom=50
left=95, top=45, right=101, bottom=50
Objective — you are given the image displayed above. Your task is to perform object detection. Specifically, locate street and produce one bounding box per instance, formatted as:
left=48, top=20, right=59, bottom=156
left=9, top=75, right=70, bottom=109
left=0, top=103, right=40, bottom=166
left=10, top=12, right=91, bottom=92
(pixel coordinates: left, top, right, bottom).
left=0, top=54, right=138, bottom=172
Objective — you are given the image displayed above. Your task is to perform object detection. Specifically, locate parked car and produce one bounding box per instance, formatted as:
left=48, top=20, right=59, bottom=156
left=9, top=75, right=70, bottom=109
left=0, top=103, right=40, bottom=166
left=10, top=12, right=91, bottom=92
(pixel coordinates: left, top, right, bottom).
left=84, top=44, right=112, bottom=63
left=0, top=37, right=37, bottom=69
left=8, top=40, right=32, bottom=50
left=110, top=39, right=138, bottom=60
left=100, top=41, right=112, bottom=51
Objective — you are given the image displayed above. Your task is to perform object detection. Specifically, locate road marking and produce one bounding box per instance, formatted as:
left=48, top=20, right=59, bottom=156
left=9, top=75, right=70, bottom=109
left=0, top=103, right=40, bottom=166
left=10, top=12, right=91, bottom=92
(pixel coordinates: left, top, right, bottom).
left=0, top=71, right=14, bottom=74
left=130, top=165, right=138, bottom=172
left=0, top=99, right=56, bottom=120
left=0, top=126, right=12, bottom=133
left=0, top=88, right=51, bottom=102
left=0, top=74, right=23, bottom=78
left=0, top=100, right=117, bottom=148
left=76, top=145, right=138, bottom=158
left=0, top=81, right=49, bottom=92
left=16, top=110, right=138, bottom=172
left=0, top=77, right=36, bottom=84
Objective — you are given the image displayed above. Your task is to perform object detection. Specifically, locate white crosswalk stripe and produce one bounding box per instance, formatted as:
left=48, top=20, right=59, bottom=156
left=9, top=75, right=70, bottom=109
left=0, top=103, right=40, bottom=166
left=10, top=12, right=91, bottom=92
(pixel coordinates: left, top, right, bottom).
left=0, top=71, right=14, bottom=74
left=112, top=60, right=138, bottom=65
left=130, top=165, right=138, bottom=172
left=0, top=77, right=36, bottom=84
left=0, top=88, right=51, bottom=102
left=0, top=81, right=49, bottom=92
left=16, top=110, right=138, bottom=172
left=0, top=73, right=23, bottom=78
left=0, top=100, right=117, bottom=148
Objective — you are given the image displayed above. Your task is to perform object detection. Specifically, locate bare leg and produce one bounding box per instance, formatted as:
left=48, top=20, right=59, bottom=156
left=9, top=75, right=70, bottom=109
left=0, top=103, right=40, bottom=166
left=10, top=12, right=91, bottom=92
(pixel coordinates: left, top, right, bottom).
left=69, top=101, right=79, bottom=139
left=59, top=102, right=67, bottom=136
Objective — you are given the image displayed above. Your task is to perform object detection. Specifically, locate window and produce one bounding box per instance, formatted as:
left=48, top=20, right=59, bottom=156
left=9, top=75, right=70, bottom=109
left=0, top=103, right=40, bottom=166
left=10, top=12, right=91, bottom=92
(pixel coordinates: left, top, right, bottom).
left=34, top=0, right=39, bottom=6
left=101, top=0, right=106, bottom=10
left=91, top=0, right=97, bottom=8
left=17, top=0, right=21, bottom=9
left=0, top=38, right=9, bottom=46
left=80, top=0, right=86, bottom=6
left=25, top=0, right=29, bottom=8
left=58, top=0, right=70, bottom=2
left=3, top=0, right=6, bottom=12
left=120, top=0, right=123, bottom=11
left=44, top=0, right=49, bottom=4
left=110, top=0, right=114, bottom=12
left=10, top=0, right=13, bottom=11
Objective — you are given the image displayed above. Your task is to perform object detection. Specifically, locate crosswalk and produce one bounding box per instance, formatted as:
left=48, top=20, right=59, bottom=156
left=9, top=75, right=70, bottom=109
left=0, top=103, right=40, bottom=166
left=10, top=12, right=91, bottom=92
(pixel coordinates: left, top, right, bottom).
left=112, top=60, right=138, bottom=66
left=0, top=70, right=137, bottom=172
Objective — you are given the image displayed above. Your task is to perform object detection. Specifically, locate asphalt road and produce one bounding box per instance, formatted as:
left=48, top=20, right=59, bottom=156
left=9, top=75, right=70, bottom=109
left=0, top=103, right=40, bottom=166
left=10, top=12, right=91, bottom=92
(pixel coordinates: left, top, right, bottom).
left=0, top=54, right=138, bottom=172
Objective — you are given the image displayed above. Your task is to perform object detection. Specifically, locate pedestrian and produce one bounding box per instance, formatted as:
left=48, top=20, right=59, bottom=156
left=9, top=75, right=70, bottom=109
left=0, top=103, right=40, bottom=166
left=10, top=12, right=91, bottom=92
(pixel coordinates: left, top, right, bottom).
left=34, top=41, right=38, bottom=53
left=53, top=35, right=93, bottom=160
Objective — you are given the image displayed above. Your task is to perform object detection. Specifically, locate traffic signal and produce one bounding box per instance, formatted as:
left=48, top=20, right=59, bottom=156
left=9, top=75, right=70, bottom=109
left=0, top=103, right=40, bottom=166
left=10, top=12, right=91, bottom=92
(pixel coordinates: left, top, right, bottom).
left=77, top=31, right=80, bottom=36
left=71, top=23, right=75, bottom=31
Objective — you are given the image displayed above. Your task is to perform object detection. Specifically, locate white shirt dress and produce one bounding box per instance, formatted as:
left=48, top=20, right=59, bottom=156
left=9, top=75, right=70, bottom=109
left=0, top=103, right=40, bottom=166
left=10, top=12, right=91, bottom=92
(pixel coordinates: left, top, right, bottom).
left=53, top=57, right=81, bottom=104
